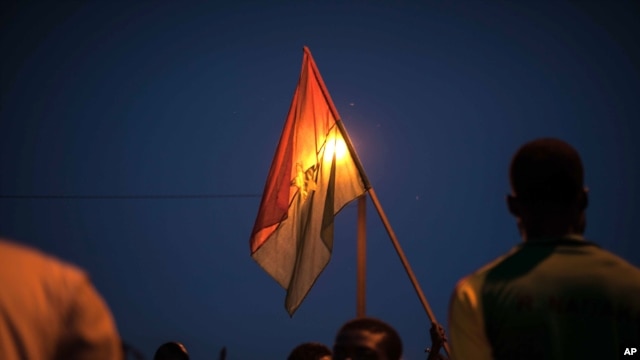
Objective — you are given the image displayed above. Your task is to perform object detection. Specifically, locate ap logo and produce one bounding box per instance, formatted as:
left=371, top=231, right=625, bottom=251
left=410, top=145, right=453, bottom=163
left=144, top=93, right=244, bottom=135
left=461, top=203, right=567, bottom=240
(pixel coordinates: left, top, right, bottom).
left=624, top=348, right=637, bottom=356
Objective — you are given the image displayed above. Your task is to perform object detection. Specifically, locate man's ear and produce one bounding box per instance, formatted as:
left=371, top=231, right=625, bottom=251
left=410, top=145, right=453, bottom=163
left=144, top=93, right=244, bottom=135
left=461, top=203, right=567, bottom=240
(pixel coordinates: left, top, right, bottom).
left=579, top=187, right=589, bottom=211
left=507, top=194, right=520, bottom=217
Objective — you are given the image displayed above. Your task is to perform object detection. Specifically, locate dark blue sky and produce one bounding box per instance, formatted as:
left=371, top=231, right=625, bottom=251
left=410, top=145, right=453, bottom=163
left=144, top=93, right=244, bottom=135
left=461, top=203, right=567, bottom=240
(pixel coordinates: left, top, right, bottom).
left=1, top=1, right=639, bottom=359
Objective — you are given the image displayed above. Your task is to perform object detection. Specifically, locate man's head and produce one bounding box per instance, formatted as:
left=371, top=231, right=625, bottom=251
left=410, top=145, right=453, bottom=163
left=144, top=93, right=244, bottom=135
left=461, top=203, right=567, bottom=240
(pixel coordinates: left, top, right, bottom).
left=333, top=317, right=402, bottom=360
left=507, top=138, right=588, bottom=239
left=288, top=342, right=332, bottom=360
left=153, top=342, right=189, bottom=360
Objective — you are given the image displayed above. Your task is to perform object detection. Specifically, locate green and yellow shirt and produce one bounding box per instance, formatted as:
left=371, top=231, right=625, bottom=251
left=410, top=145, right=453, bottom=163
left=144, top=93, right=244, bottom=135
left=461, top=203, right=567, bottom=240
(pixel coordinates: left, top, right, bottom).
left=449, top=236, right=640, bottom=360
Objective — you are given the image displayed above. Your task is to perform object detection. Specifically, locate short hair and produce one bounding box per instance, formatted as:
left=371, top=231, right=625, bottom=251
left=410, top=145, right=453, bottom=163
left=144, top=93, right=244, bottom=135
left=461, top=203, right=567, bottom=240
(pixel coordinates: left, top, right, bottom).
left=153, top=342, right=189, bottom=360
left=336, top=317, right=402, bottom=360
left=510, top=138, right=584, bottom=207
left=287, top=342, right=332, bottom=360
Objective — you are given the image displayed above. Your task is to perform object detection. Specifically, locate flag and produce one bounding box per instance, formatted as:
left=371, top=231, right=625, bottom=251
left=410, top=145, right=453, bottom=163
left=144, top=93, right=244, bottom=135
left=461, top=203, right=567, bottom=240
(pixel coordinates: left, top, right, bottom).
left=250, top=47, right=368, bottom=316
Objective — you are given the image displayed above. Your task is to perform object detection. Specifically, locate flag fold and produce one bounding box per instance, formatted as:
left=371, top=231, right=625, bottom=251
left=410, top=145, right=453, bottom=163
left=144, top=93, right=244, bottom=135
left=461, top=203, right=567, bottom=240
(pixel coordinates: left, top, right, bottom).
left=250, top=47, right=367, bottom=315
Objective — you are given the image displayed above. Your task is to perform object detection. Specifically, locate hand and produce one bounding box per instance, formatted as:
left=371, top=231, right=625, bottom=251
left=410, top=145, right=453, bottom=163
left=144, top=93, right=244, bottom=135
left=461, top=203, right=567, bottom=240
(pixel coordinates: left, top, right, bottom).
left=426, top=322, right=448, bottom=360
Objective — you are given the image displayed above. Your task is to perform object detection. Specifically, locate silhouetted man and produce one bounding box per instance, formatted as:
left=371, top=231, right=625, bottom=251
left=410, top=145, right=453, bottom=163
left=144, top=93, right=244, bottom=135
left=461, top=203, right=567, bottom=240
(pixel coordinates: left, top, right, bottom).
left=288, top=342, right=332, bottom=360
left=333, top=317, right=402, bottom=360
left=448, top=138, right=640, bottom=359
left=0, top=238, right=122, bottom=360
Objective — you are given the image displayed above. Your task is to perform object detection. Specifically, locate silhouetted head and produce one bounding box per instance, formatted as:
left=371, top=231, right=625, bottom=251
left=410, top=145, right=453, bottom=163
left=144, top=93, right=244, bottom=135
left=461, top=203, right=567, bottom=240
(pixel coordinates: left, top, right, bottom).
left=507, top=138, right=588, bottom=239
left=153, top=342, right=189, bottom=360
left=333, top=317, right=402, bottom=360
left=288, top=342, right=332, bottom=360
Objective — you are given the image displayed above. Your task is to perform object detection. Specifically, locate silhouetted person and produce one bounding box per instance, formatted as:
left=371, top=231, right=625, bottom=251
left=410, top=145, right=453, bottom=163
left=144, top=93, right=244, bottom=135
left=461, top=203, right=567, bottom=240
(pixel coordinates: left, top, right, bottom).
left=333, top=317, right=402, bottom=360
left=288, top=342, right=332, bottom=360
left=0, top=238, right=122, bottom=360
left=448, top=138, right=640, bottom=359
left=154, top=342, right=189, bottom=360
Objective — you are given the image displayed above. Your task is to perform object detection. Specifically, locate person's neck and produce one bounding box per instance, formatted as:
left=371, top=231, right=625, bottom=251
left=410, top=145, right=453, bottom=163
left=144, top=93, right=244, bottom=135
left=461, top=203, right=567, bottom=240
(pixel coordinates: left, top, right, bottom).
left=521, top=223, right=583, bottom=242
left=518, top=214, right=586, bottom=241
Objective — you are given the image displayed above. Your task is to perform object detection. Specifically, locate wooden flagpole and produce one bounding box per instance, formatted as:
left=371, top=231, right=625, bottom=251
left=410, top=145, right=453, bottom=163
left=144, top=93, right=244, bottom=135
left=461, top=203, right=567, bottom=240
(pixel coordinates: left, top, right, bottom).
left=357, top=195, right=367, bottom=317
left=304, top=46, right=450, bottom=357
left=368, top=188, right=451, bottom=357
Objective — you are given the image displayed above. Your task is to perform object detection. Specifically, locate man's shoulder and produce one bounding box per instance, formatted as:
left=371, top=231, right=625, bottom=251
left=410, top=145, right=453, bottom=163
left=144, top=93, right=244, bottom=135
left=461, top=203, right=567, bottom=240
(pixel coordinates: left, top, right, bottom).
left=450, top=248, right=521, bottom=308
left=589, top=245, right=640, bottom=285
left=0, top=238, right=88, bottom=281
left=589, top=244, right=640, bottom=269
left=456, top=248, right=520, bottom=288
